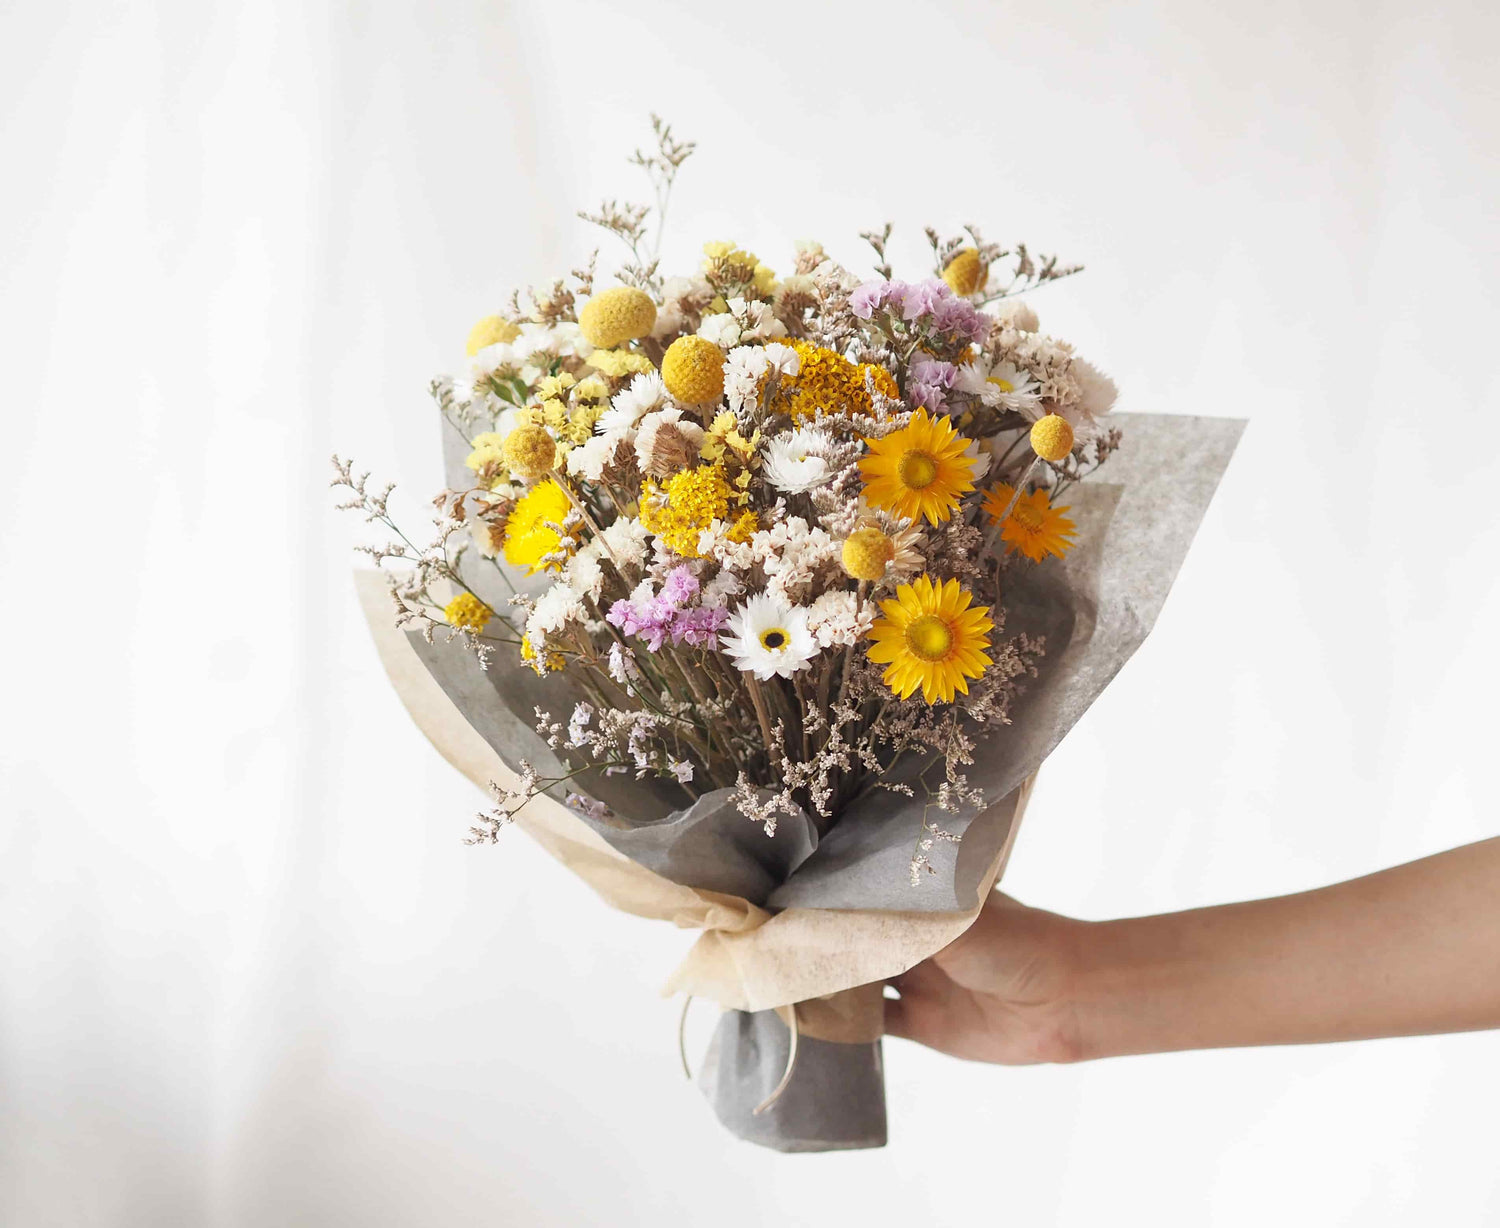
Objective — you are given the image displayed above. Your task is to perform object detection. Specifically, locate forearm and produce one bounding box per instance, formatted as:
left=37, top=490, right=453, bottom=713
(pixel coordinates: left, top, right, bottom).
left=1071, top=838, right=1500, bottom=1060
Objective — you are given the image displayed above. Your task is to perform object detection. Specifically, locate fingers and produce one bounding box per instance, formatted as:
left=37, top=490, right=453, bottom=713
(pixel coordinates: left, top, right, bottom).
left=890, top=958, right=951, bottom=1000
left=885, top=959, right=956, bottom=1045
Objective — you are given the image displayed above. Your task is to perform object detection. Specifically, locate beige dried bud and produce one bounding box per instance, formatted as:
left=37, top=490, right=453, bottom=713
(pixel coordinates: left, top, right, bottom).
left=634, top=408, right=707, bottom=478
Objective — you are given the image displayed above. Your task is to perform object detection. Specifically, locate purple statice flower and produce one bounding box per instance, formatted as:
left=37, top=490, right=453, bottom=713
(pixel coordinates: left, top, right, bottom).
left=849, top=280, right=892, bottom=319
left=930, top=291, right=990, bottom=344
left=670, top=604, right=730, bottom=647
left=658, top=564, right=699, bottom=606
left=899, top=279, right=947, bottom=321
left=606, top=566, right=726, bottom=651
left=909, top=358, right=957, bottom=411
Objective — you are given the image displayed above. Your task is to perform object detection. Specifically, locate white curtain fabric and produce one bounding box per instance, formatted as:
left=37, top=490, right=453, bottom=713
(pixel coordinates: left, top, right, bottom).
left=3, top=2, right=1498, bottom=1223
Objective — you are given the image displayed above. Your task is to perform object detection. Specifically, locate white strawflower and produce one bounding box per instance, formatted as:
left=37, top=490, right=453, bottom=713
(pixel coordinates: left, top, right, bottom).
left=634, top=407, right=706, bottom=478
left=762, top=426, right=835, bottom=494
left=566, top=431, right=629, bottom=482
left=598, top=369, right=667, bottom=433
left=1072, top=357, right=1118, bottom=422
left=719, top=593, right=818, bottom=681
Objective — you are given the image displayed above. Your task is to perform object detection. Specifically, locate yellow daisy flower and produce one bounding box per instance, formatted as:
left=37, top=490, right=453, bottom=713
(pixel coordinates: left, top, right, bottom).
left=866, top=574, right=993, bottom=705
left=858, top=409, right=977, bottom=525
left=503, top=479, right=574, bottom=575
left=982, top=485, right=1077, bottom=562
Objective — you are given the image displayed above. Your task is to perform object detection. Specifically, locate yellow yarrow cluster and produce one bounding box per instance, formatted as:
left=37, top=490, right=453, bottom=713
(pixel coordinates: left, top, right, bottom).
left=640, top=464, right=756, bottom=557
left=465, top=315, right=520, bottom=356
left=587, top=349, right=656, bottom=379
left=577, top=286, right=657, bottom=348
left=941, top=248, right=986, bottom=297
left=443, top=592, right=493, bottom=633
left=775, top=340, right=898, bottom=421
left=661, top=335, right=726, bottom=404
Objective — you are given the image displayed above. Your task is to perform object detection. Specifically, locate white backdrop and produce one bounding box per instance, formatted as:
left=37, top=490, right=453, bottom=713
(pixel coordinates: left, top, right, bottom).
left=3, top=1, right=1498, bottom=1224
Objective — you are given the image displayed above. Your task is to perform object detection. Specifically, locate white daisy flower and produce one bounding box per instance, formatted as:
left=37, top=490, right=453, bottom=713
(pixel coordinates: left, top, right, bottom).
left=763, top=426, right=835, bottom=494
left=719, top=593, right=818, bottom=681
left=954, top=357, right=1043, bottom=417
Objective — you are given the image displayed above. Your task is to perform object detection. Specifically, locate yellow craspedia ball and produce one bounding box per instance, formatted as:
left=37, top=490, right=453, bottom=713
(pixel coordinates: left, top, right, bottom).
left=466, top=315, right=520, bottom=356
left=503, top=423, right=559, bottom=480
left=578, top=286, right=657, bottom=349
left=443, top=592, right=492, bottom=633
left=941, top=248, right=986, bottom=297
left=1030, top=414, right=1075, bottom=462
left=842, top=526, right=896, bottom=582
left=661, top=336, right=726, bottom=404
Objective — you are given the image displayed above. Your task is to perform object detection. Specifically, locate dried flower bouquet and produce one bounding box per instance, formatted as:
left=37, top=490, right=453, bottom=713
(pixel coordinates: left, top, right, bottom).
left=339, top=118, right=1242, bottom=1151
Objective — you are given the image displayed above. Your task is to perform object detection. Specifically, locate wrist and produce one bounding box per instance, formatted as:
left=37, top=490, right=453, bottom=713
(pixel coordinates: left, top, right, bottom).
left=1063, top=913, right=1207, bottom=1062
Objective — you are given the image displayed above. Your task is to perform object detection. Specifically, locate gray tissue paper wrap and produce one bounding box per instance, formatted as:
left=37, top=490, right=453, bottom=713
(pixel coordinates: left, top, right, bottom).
left=361, top=411, right=1243, bottom=1152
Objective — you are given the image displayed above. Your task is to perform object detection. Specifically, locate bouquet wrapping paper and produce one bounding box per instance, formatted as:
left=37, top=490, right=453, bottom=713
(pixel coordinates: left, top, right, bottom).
left=354, top=411, right=1242, bottom=1150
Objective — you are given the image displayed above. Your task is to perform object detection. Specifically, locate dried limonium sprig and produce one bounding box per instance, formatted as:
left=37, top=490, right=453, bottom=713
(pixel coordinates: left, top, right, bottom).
left=337, top=118, right=1120, bottom=878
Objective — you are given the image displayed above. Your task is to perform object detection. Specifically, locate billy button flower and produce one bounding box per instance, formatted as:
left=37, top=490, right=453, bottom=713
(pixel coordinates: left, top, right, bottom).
left=940, top=248, right=986, bottom=297
left=841, top=525, right=896, bottom=582
left=661, top=335, right=726, bottom=404
left=578, top=286, right=657, bottom=349
left=502, top=423, right=559, bottom=481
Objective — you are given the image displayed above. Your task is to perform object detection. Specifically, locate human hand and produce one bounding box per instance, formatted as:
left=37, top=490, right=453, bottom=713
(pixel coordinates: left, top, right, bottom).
left=884, top=892, right=1089, bottom=1065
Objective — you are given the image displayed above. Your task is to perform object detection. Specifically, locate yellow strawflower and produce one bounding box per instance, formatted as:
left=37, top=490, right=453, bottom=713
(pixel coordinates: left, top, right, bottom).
left=661, top=336, right=726, bottom=404
left=443, top=592, right=493, bottom=633
left=842, top=526, right=896, bottom=582
left=866, top=575, right=993, bottom=705
left=502, top=423, right=558, bottom=481
left=466, top=315, right=520, bottom=356
left=858, top=409, right=977, bottom=525
left=577, top=286, right=657, bottom=349
left=982, top=484, right=1077, bottom=562
left=941, top=249, right=986, bottom=297
left=503, top=479, right=574, bottom=575
left=1030, top=414, right=1074, bottom=462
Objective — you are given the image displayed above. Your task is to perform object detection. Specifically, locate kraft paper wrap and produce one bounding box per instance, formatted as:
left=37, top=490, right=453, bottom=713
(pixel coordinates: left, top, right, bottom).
left=356, top=569, right=1034, bottom=1043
